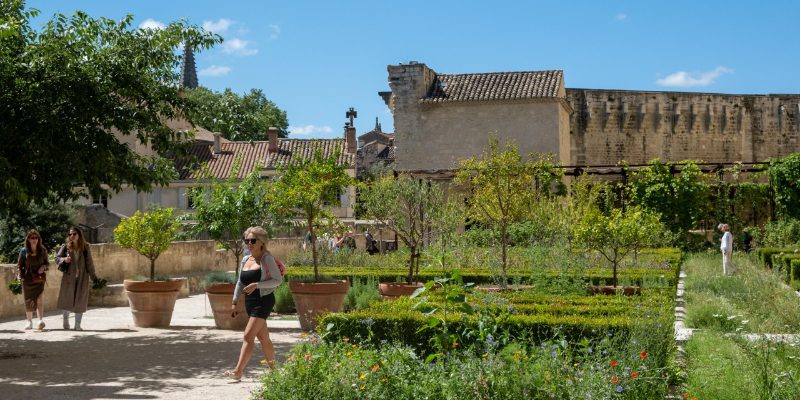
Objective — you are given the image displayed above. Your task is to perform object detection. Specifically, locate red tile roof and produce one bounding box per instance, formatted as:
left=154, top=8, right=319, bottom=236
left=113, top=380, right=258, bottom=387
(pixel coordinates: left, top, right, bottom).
left=422, top=70, right=563, bottom=103
left=264, top=139, right=355, bottom=169
left=177, top=141, right=271, bottom=180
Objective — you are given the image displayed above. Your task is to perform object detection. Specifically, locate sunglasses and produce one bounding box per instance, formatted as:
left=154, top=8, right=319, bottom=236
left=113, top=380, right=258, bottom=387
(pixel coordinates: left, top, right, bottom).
left=30, top=237, right=39, bottom=240
left=68, top=233, right=78, bottom=237
left=243, top=238, right=258, bottom=245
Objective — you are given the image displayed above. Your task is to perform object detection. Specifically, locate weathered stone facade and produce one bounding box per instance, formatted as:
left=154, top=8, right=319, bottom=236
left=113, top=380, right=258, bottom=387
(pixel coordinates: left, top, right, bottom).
left=566, top=89, right=800, bottom=165
left=383, top=62, right=800, bottom=171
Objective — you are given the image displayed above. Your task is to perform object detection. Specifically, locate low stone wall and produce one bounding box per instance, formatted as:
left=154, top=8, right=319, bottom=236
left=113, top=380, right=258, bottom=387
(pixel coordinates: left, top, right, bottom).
left=0, top=238, right=303, bottom=320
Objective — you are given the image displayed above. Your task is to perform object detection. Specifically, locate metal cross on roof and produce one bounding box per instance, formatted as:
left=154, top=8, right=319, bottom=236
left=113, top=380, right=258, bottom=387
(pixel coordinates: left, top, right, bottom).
left=346, top=107, right=357, bottom=127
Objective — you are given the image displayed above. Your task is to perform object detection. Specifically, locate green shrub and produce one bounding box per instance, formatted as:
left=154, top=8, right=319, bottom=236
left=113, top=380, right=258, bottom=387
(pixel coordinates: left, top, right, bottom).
left=344, top=277, right=381, bottom=311
left=760, top=218, right=800, bottom=247
left=274, top=283, right=295, bottom=314
left=200, top=271, right=236, bottom=290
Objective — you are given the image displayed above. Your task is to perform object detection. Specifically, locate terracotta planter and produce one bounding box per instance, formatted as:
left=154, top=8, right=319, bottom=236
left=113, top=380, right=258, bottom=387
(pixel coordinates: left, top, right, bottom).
left=588, top=285, right=641, bottom=296
left=206, top=283, right=249, bottom=330
left=289, top=280, right=350, bottom=331
left=123, top=280, right=184, bottom=327
left=378, top=282, right=424, bottom=299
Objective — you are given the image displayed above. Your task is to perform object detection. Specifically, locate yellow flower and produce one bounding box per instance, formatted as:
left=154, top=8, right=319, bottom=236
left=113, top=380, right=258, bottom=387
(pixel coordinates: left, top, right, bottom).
left=359, top=374, right=366, bottom=380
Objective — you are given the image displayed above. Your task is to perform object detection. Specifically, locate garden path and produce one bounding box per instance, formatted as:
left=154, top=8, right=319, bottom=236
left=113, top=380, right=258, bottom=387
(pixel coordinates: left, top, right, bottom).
left=0, top=293, right=303, bottom=400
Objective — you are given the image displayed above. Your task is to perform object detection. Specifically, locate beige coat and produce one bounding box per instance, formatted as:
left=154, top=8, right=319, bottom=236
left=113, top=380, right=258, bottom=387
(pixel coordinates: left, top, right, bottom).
left=55, top=244, right=98, bottom=313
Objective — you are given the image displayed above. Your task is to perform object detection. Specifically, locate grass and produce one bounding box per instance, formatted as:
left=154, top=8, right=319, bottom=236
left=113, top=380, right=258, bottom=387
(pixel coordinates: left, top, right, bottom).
left=683, top=252, right=800, bottom=333
left=685, top=331, right=800, bottom=400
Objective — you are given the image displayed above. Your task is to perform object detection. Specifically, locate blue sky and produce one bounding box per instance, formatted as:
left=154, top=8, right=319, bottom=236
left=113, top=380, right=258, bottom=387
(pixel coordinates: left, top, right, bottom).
left=27, top=1, right=800, bottom=139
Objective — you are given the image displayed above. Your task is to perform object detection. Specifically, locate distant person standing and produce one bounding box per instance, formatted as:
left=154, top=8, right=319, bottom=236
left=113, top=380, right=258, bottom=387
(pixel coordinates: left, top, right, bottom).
left=55, top=227, right=99, bottom=330
left=719, top=223, right=734, bottom=275
left=365, top=229, right=379, bottom=255
left=17, top=229, right=49, bottom=330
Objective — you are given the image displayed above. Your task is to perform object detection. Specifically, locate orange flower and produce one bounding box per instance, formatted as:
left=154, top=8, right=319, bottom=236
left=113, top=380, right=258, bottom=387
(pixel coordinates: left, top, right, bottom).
left=371, top=365, right=379, bottom=372
left=303, top=353, right=312, bottom=360
left=343, top=337, right=350, bottom=342
left=640, top=351, right=647, bottom=359
left=452, top=341, right=459, bottom=347
left=610, top=360, right=618, bottom=367
left=611, top=377, right=619, bottom=384
left=631, top=372, right=639, bottom=379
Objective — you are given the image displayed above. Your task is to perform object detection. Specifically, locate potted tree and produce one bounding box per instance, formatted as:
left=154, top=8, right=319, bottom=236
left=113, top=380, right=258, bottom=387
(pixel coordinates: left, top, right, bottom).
left=572, top=206, right=666, bottom=295
left=269, top=149, right=354, bottom=330
left=361, top=174, right=462, bottom=298
left=114, top=207, right=182, bottom=327
left=187, top=163, right=273, bottom=330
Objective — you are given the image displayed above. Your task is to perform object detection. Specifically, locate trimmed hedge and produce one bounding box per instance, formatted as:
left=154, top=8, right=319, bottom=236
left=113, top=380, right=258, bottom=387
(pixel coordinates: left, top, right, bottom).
left=757, top=247, right=800, bottom=269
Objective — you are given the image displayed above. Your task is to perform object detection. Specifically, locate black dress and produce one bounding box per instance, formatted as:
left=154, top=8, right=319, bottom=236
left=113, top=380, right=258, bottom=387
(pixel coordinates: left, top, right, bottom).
left=239, top=268, right=275, bottom=319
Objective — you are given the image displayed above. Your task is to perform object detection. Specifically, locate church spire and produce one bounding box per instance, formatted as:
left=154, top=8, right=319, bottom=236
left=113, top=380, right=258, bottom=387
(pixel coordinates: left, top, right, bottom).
left=180, top=42, right=198, bottom=89
left=375, top=117, right=381, bottom=132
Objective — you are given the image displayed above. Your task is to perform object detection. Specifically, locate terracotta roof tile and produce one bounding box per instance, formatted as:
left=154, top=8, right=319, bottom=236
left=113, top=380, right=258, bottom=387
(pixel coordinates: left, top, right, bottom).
left=422, top=70, right=563, bottom=103
left=177, top=141, right=270, bottom=180
left=264, top=139, right=355, bottom=169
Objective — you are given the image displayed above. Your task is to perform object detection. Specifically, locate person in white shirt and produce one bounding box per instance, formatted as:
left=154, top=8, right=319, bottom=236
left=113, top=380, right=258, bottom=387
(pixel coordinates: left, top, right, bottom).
left=718, top=223, right=734, bottom=275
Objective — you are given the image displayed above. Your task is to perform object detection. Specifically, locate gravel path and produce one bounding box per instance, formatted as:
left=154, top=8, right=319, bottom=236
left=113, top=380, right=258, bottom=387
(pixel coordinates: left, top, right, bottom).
left=0, top=294, right=303, bottom=400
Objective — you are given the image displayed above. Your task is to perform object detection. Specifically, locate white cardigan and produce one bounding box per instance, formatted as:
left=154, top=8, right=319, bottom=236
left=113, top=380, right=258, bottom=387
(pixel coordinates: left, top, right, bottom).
left=232, top=253, right=283, bottom=304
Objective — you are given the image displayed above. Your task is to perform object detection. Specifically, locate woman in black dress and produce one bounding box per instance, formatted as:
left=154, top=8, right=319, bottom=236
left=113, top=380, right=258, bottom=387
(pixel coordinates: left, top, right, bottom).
left=16, top=229, right=49, bottom=330
left=225, top=226, right=283, bottom=381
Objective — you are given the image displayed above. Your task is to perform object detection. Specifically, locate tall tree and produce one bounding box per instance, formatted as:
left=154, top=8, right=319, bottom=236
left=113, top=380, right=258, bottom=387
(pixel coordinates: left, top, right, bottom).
left=0, top=1, right=220, bottom=211
left=185, top=87, right=289, bottom=141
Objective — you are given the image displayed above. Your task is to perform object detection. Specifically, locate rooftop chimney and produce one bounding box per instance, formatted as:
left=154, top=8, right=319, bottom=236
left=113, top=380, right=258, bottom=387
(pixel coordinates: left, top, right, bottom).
left=345, top=124, right=356, bottom=154
left=268, top=127, right=279, bottom=152
left=212, top=133, right=221, bottom=154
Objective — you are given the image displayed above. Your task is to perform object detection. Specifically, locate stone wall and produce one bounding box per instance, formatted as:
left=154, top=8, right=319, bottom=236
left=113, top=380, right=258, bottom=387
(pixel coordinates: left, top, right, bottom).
left=0, top=238, right=303, bottom=319
left=566, top=89, right=800, bottom=165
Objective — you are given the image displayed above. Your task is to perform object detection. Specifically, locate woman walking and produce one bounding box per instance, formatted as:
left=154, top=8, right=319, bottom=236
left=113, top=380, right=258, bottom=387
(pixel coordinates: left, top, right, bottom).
left=225, top=226, right=283, bottom=381
left=55, top=227, right=98, bottom=331
left=16, top=229, right=49, bottom=330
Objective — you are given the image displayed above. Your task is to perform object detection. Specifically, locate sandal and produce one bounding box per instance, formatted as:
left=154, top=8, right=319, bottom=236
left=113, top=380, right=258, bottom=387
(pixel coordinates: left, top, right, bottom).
left=223, top=370, right=242, bottom=382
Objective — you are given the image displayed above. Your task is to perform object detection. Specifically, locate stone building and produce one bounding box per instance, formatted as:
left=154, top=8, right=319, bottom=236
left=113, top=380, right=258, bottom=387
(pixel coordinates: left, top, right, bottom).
left=356, top=118, right=395, bottom=179
left=381, top=62, right=800, bottom=173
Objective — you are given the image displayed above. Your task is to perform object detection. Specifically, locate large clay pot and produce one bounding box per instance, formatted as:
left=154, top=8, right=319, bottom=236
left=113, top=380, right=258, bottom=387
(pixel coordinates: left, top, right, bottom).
left=289, top=280, right=350, bottom=331
left=124, top=280, right=184, bottom=327
left=378, top=282, right=423, bottom=299
left=206, top=283, right=248, bottom=330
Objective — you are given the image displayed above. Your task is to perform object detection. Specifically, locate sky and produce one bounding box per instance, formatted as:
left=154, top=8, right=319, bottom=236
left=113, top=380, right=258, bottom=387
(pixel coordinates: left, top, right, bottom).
left=26, top=0, right=800, bottom=139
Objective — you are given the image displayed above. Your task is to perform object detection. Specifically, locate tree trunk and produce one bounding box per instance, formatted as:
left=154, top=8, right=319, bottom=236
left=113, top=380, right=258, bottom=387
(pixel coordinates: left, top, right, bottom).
left=407, top=247, right=416, bottom=284
left=501, top=223, right=508, bottom=288
left=149, top=258, right=156, bottom=282
left=309, top=216, right=319, bottom=282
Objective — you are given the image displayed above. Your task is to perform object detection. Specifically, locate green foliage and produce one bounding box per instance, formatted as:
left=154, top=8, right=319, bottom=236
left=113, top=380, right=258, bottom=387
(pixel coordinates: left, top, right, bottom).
left=113, top=207, right=180, bottom=281
left=572, top=206, right=669, bottom=287
left=200, top=271, right=236, bottom=289
left=186, top=162, right=273, bottom=273
left=344, top=277, right=382, bottom=311
left=7, top=278, right=22, bottom=295
left=91, top=277, right=108, bottom=290
left=273, top=282, right=295, bottom=314
left=758, top=218, right=800, bottom=247
left=268, top=149, right=354, bottom=281
left=0, top=200, right=74, bottom=262
left=769, top=153, right=800, bottom=220
left=360, top=174, right=463, bottom=284
left=455, top=136, right=562, bottom=284
left=626, top=160, right=711, bottom=234
left=0, top=2, right=221, bottom=209
left=184, top=86, right=288, bottom=141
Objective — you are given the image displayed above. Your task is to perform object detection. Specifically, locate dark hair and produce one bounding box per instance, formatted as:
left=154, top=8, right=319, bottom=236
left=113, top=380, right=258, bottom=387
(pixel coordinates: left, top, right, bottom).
left=24, top=229, right=47, bottom=256
left=67, top=226, right=87, bottom=253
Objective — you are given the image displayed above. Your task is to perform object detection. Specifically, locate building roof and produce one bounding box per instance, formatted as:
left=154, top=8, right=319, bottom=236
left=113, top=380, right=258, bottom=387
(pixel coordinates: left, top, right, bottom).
left=422, top=70, right=563, bottom=103
left=264, top=139, right=355, bottom=169
left=358, top=129, right=394, bottom=142
left=177, top=141, right=271, bottom=180
left=164, top=118, right=227, bottom=143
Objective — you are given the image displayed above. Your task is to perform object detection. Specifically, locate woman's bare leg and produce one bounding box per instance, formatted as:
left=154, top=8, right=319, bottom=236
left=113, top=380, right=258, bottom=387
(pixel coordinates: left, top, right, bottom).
left=233, top=317, right=267, bottom=377
left=255, top=323, right=276, bottom=368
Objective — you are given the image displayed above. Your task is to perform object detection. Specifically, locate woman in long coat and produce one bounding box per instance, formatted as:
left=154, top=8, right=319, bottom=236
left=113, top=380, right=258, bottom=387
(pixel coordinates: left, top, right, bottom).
left=55, top=227, right=98, bottom=331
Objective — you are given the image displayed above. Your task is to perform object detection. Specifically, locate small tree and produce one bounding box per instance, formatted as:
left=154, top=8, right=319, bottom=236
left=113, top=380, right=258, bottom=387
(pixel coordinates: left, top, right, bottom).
left=361, top=174, right=462, bottom=284
left=268, top=150, right=353, bottom=282
left=572, top=206, right=664, bottom=287
left=455, top=136, right=561, bottom=285
left=769, top=153, right=800, bottom=220
left=114, top=207, right=180, bottom=281
left=186, top=163, right=272, bottom=276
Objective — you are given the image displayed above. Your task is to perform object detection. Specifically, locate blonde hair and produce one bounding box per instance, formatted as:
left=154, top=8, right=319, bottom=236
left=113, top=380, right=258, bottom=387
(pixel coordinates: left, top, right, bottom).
left=244, top=226, right=270, bottom=254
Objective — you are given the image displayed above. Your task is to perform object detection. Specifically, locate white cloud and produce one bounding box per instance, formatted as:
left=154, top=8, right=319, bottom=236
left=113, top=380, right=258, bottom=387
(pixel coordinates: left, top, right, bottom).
left=198, top=65, right=231, bottom=77
left=139, top=18, right=165, bottom=30
left=269, top=24, right=281, bottom=40
left=656, top=67, right=734, bottom=87
left=222, top=38, right=258, bottom=56
left=289, top=125, right=334, bottom=135
left=614, top=13, right=627, bottom=21
left=203, top=18, right=233, bottom=34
